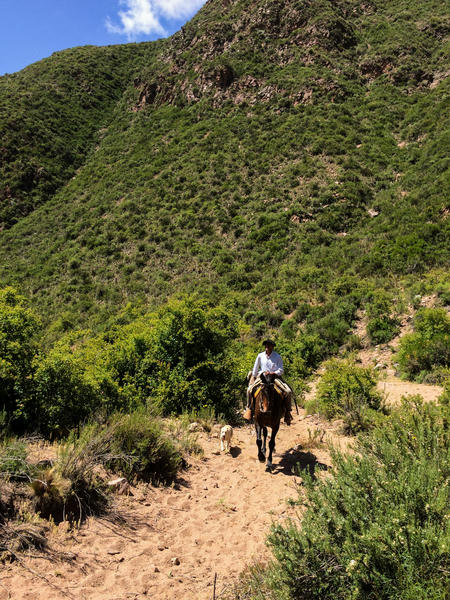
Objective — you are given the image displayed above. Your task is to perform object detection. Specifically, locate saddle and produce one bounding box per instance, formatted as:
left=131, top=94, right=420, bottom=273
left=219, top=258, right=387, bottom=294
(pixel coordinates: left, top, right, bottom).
left=248, top=373, right=291, bottom=424
left=253, top=373, right=284, bottom=413
left=255, top=373, right=285, bottom=397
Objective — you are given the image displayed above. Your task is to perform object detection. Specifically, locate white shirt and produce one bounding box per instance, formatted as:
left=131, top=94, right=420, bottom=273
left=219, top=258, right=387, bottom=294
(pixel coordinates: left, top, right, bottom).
left=252, top=351, right=284, bottom=377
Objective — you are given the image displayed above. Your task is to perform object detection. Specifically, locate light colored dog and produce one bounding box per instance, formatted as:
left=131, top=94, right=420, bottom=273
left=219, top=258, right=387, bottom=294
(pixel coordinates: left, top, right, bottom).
left=220, top=425, right=233, bottom=453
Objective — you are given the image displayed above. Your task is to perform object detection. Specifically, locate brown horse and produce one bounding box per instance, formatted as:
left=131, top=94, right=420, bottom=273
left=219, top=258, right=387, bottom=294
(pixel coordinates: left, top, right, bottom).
left=253, top=374, right=285, bottom=472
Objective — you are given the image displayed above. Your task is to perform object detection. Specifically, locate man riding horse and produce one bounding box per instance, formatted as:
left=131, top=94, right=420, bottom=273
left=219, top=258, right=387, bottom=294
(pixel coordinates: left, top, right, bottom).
left=244, top=339, right=293, bottom=425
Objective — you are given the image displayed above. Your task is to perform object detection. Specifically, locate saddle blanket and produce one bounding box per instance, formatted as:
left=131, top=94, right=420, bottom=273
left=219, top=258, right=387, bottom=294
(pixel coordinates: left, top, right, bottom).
left=252, top=377, right=289, bottom=397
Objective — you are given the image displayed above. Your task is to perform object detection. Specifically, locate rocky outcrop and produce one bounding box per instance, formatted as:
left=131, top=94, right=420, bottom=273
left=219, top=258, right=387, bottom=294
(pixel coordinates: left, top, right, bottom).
left=132, top=0, right=359, bottom=111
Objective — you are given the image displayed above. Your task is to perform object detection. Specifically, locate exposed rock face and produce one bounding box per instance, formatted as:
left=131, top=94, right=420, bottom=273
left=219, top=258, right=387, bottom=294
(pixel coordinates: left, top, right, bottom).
left=132, top=0, right=360, bottom=111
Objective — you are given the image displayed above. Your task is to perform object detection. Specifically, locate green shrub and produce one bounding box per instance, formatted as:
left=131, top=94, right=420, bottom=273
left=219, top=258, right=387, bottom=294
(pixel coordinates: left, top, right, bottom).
left=345, top=334, right=363, bottom=351
left=308, top=358, right=383, bottom=433
left=367, top=315, right=400, bottom=344
left=32, top=350, right=102, bottom=439
left=0, top=439, right=34, bottom=482
left=106, top=409, right=183, bottom=484
left=396, top=308, right=450, bottom=380
left=307, top=313, right=351, bottom=352
left=438, top=379, right=449, bottom=405
left=0, top=288, right=40, bottom=430
left=146, top=299, right=241, bottom=420
left=365, top=290, right=401, bottom=345
left=266, top=398, right=449, bottom=600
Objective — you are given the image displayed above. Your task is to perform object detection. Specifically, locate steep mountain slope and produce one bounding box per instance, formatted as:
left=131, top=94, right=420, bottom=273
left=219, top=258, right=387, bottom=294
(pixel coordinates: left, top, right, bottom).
left=0, top=0, right=448, bottom=337
left=0, top=42, right=160, bottom=229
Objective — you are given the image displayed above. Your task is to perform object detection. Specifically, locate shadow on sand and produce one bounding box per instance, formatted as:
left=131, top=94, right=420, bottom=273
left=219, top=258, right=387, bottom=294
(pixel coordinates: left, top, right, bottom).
left=272, top=447, right=329, bottom=479
left=229, top=446, right=242, bottom=458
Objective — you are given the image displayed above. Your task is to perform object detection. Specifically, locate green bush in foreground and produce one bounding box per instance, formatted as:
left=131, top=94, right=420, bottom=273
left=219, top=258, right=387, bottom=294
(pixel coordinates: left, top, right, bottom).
left=307, top=358, right=384, bottom=433
left=265, top=397, right=449, bottom=600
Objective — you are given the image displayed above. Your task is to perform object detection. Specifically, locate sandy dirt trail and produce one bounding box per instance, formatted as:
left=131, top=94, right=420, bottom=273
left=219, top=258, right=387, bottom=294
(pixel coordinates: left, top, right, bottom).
left=0, top=412, right=348, bottom=600
left=0, top=374, right=442, bottom=600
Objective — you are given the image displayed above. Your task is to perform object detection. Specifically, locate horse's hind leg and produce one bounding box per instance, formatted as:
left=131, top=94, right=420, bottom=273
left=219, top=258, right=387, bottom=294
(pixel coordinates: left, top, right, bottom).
left=262, top=427, right=268, bottom=461
left=256, top=426, right=265, bottom=462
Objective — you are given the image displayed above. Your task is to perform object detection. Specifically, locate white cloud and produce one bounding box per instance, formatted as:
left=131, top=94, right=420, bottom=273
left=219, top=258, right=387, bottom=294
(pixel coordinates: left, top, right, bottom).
left=106, top=0, right=206, bottom=39
left=155, top=0, right=206, bottom=20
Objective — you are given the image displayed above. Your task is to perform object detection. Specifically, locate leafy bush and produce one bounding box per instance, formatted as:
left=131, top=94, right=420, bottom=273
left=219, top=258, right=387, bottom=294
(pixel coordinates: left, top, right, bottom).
left=367, top=315, right=400, bottom=345
left=105, top=409, right=183, bottom=484
left=129, top=299, right=241, bottom=420
left=365, top=290, right=400, bottom=344
left=0, top=439, right=33, bottom=482
left=438, top=379, right=449, bottom=405
left=307, top=358, right=383, bottom=433
left=265, top=398, right=449, bottom=600
left=396, top=308, right=450, bottom=380
left=0, top=288, right=40, bottom=430
left=32, top=350, right=102, bottom=439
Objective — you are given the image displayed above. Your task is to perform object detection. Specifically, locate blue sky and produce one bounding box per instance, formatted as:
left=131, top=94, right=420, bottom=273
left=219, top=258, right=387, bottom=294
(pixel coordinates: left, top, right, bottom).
left=0, top=0, right=207, bottom=75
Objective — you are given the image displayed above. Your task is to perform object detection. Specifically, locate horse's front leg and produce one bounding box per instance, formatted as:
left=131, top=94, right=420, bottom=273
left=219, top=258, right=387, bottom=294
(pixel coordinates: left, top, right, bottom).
left=255, top=424, right=265, bottom=462
left=266, top=424, right=279, bottom=472
left=262, top=426, right=268, bottom=461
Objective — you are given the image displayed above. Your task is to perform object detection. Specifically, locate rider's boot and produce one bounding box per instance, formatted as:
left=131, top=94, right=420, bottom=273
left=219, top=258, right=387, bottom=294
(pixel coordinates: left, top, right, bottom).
left=243, top=386, right=253, bottom=421
left=243, top=407, right=252, bottom=421
left=284, top=394, right=293, bottom=425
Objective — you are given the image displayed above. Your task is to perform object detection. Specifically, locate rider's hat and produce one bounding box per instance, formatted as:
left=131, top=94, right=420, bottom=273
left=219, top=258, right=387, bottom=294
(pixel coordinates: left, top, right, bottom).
left=262, top=339, right=276, bottom=347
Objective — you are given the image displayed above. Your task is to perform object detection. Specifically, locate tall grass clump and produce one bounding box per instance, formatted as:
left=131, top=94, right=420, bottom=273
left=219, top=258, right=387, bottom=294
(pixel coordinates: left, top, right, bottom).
left=105, top=409, right=183, bottom=484
left=262, top=397, right=449, bottom=600
left=31, top=425, right=112, bottom=523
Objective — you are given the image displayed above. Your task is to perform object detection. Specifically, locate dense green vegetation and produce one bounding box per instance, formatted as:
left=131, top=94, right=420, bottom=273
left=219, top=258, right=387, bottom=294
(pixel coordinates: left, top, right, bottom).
left=0, top=0, right=447, bottom=346
left=0, top=291, right=243, bottom=436
left=230, top=398, right=449, bottom=599
left=0, top=42, right=159, bottom=228
left=396, top=307, right=450, bottom=383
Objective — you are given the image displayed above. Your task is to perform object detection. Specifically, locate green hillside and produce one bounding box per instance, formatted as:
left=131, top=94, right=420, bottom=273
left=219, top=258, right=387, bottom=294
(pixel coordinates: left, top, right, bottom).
left=0, top=0, right=448, bottom=341
left=0, top=42, right=159, bottom=228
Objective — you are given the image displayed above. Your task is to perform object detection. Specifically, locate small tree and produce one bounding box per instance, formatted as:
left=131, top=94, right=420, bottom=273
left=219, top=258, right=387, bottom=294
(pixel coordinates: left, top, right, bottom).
left=0, top=287, right=40, bottom=430
left=33, top=349, right=101, bottom=438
